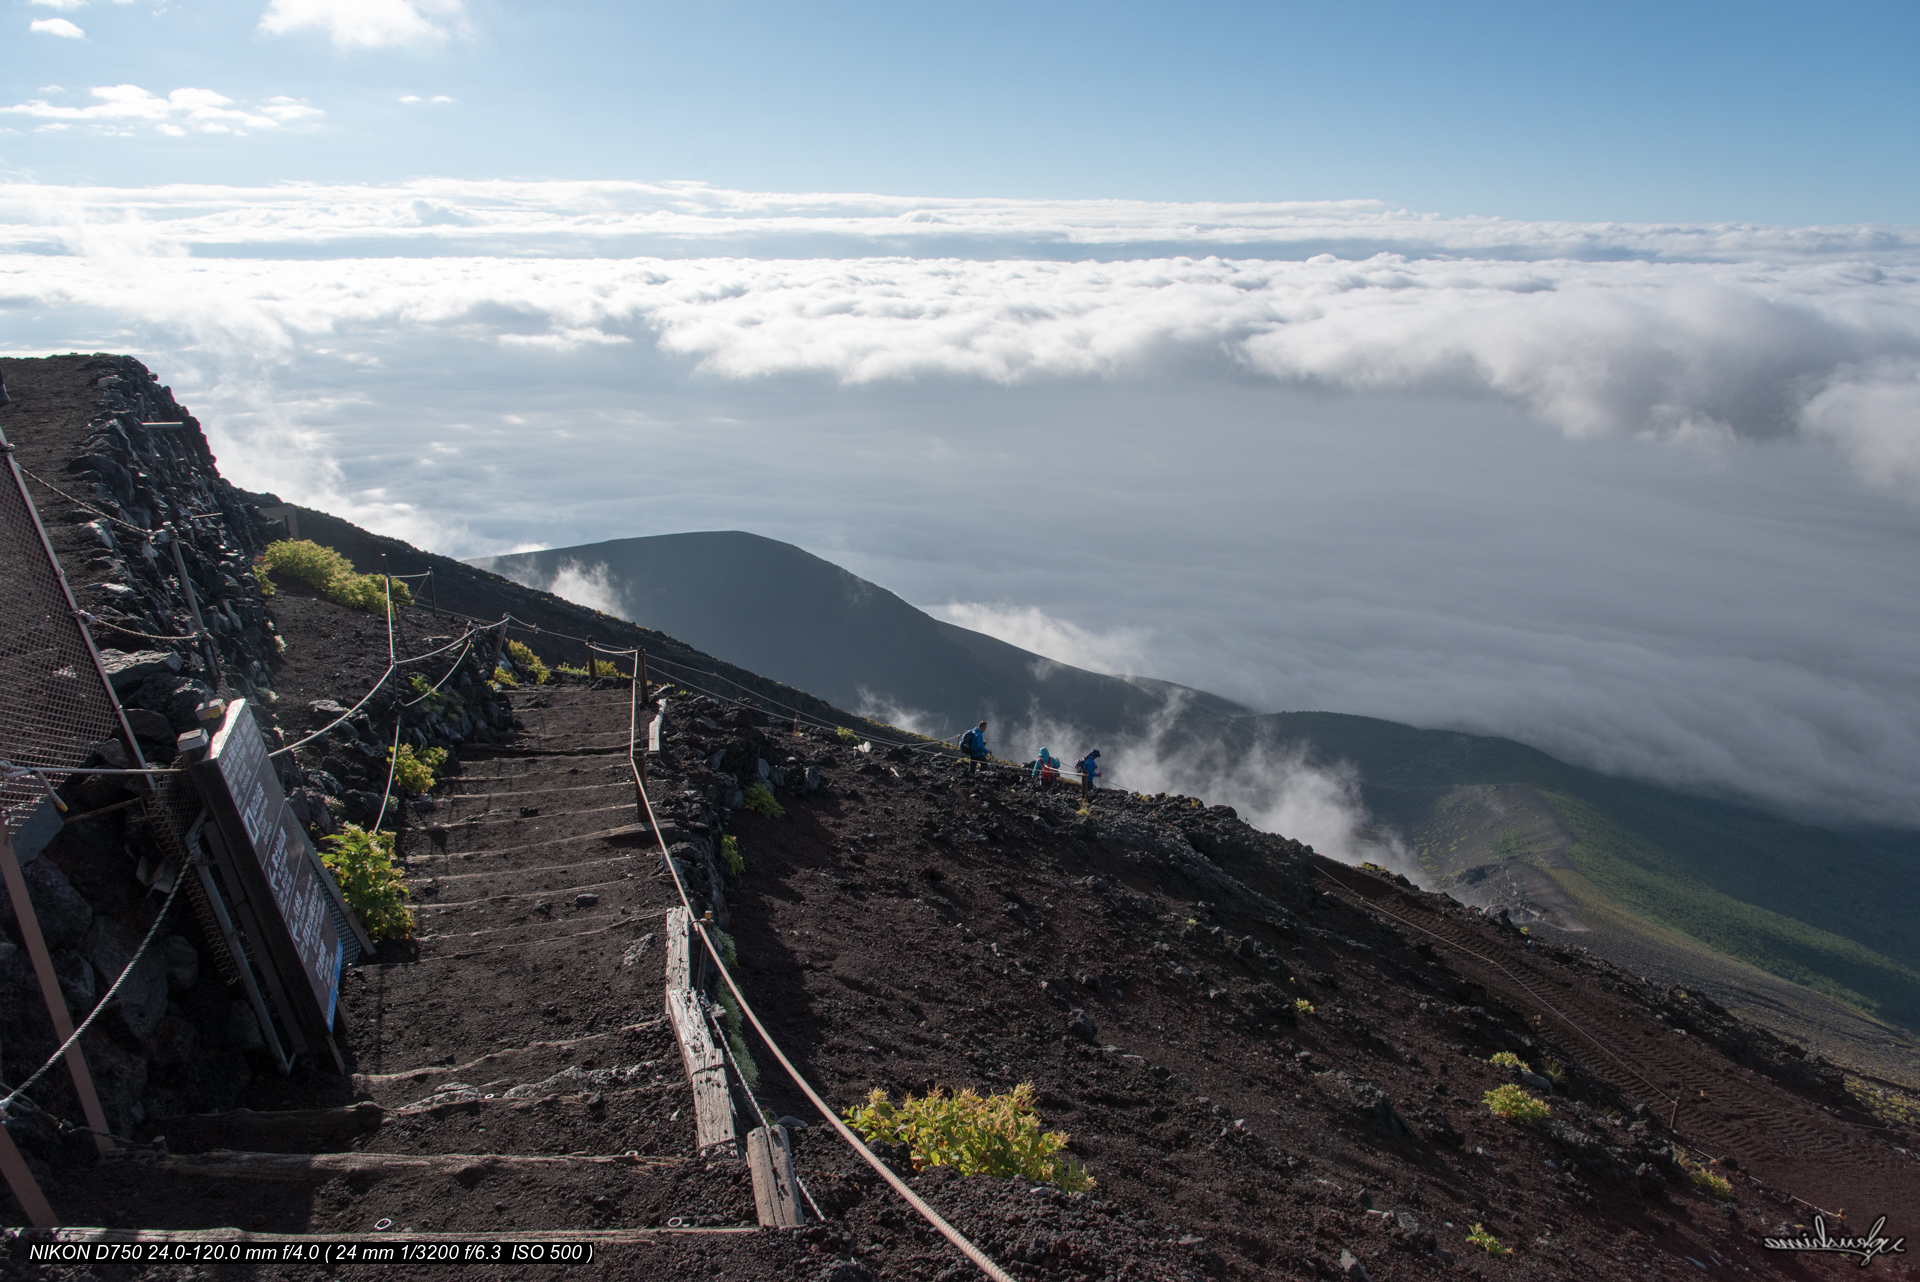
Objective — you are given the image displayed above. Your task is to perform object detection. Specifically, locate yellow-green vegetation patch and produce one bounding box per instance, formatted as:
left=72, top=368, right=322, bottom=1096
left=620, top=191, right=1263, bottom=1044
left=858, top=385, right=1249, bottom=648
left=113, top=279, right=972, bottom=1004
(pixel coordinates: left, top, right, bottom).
left=1294, top=998, right=1316, bottom=1016
left=407, top=674, right=459, bottom=715
left=1466, top=1224, right=1510, bottom=1257
left=1483, top=1083, right=1551, bottom=1122
left=320, top=824, right=413, bottom=940
left=843, top=1082, right=1093, bottom=1192
left=720, top=834, right=744, bottom=876
left=1488, top=1050, right=1530, bottom=1071
left=259, top=539, right=413, bottom=616
left=835, top=726, right=863, bottom=744
left=1673, top=1148, right=1734, bottom=1200
left=388, top=743, right=447, bottom=795
left=504, top=640, right=549, bottom=684
left=740, top=782, right=783, bottom=819
left=1846, top=1076, right=1920, bottom=1129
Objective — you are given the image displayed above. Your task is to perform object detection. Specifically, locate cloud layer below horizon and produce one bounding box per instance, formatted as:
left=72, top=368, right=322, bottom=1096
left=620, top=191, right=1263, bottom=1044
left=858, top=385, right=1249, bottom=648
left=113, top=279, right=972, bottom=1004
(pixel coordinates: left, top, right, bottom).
left=3, top=179, right=1918, bottom=827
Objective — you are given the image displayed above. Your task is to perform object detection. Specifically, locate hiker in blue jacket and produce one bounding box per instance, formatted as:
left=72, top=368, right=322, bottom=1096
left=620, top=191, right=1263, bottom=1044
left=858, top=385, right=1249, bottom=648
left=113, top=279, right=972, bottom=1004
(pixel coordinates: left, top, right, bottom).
left=1074, top=749, right=1102, bottom=797
left=960, top=721, right=989, bottom=769
left=1031, top=747, right=1058, bottom=782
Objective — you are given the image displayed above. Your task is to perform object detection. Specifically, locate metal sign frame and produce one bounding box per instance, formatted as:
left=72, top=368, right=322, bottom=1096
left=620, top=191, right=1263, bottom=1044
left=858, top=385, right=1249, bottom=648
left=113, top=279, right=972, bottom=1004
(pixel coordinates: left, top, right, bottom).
left=186, top=699, right=369, bottom=1063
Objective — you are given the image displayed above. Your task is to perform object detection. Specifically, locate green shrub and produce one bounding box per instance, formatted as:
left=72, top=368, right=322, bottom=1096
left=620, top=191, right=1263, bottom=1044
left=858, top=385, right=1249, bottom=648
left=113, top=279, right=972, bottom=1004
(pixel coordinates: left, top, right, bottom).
left=843, top=1082, right=1093, bottom=1192
left=326, top=572, right=412, bottom=615
left=492, top=666, right=518, bottom=688
left=1294, top=998, right=1316, bottom=1016
left=1539, top=1057, right=1568, bottom=1088
left=714, top=986, right=759, bottom=1088
left=407, top=674, right=459, bottom=715
left=1483, top=1083, right=1551, bottom=1122
left=741, top=782, right=783, bottom=818
left=1466, top=1223, right=1509, bottom=1257
left=1674, top=1148, right=1733, bottom=1199
left=319, top=824, right=414, bottom=940
left=504, top=640, right=549, bottom=685
left=260, top=540, right=412, bottom=616
left=1488, top=1050, right=1530, bottom=1072
left=720, top=835, right=744, bottom=876
left=555, top=662, right=588, bottom=677
left=262, top=539, right=355, bottom=589
left=592, top=659, right=623, bottom=679
left=836, top=726, right=863, bottom=744
left=388, top=743, right=448, bottom=795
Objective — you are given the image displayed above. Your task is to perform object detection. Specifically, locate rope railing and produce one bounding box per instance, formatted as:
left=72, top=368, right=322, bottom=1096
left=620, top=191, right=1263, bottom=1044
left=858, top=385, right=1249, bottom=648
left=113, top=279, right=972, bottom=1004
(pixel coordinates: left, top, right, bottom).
left=614, top=660, right=1015, bottom=1281
left=0, top=866, right=190, bottom=1121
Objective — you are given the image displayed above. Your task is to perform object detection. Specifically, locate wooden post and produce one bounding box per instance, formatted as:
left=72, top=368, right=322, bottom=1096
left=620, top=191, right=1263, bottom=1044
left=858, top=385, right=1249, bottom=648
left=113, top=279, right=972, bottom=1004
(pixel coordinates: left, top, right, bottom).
left=427, top=571, right=437, bottom=619
left=0, top=1122, right=56, bottom=1227
left=665, top=906, right=693, bottom=992
left=1, top=825, right=115, bottom=1154
left=663, top=910, right=736, bottom=1158
left=585, top=637, right=595, bottom=678
left=638, top=652, right=649, bottom=787
left=748, top=1125, right=805, bottom=1226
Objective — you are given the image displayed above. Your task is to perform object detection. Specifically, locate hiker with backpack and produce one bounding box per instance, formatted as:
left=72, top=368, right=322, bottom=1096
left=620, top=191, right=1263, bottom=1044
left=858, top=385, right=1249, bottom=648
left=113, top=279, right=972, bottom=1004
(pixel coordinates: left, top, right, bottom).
left=960, top=721, right=990, bottom=771
left=1074, top=749, right=1102, bottom=797
left=1032, top=748, right=1059, bottom=785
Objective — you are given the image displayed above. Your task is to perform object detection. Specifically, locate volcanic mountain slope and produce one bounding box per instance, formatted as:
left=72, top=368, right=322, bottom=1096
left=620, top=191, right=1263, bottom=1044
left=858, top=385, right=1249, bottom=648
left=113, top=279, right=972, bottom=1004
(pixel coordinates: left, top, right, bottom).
left=469, top=530, right=1252, bottom=742
left=1256, top=713, right=1920, bottom=1070
left=473, top=528, right=1920, bottom=1070
left=38, top=628, right=1918, bottom=1281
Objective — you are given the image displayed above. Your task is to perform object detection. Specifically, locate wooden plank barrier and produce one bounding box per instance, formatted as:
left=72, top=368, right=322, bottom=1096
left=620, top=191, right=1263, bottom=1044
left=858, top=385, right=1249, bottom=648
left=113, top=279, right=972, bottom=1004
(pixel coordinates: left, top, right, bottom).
left=663, top=908, right=737, bottom=1159
left=747, top=1125, right=805, bottom=1227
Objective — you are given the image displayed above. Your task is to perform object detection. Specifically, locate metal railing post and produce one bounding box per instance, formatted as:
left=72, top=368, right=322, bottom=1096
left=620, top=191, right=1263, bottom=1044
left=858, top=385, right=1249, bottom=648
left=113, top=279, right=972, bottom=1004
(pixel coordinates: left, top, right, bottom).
left=167, top=533, right=220, bottom=690
left=1, top=825, right=115, bottom=1154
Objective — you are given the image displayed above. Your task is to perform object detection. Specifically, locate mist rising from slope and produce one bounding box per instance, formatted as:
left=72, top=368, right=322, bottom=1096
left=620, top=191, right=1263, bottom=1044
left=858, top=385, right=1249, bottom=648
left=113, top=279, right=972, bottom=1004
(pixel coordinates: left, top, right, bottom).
left=996, top=692, right=1423, bottom=882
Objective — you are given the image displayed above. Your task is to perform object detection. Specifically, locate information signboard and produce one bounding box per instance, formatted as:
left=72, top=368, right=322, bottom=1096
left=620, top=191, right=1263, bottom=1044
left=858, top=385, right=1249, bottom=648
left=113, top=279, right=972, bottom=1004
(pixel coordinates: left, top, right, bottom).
left=190, top=700, right=361, bottom=1038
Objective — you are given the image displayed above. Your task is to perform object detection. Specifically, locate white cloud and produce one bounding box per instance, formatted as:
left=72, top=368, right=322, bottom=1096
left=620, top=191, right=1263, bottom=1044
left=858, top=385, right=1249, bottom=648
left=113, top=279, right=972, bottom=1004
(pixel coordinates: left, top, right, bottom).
left=30, top=17, right=85, bottom=36
left=0, top=85, right=321, bottom=135
left=3, top=180, right=1920, bottom=826
left=29, top=0, right=86, bottom=11
left=490, top=558, right=628, bottom=618
left=1800, top=359, right=1920, bottom=494
left=546, top=560, right=627, bottom=617
left=497, top=326, right=631, bottom=352
left=999, top=694, right=1417, bottom=874
left=430, top=95, right=454, bottom=103
left=0, top=183, right=1912, bottom=489
left=931, top=602, right=1150, bottom=676
left=258, top=0, right=466, bottom=48
left=398, top=95, right=421, bottom=103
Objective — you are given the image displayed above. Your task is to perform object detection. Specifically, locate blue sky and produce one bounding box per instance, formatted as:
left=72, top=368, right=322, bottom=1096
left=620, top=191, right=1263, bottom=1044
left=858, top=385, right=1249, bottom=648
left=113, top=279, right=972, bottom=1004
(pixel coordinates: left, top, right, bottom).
left=8, top=0, right=1918, bottom=223
left=5, top=1, right=1920, bottom=833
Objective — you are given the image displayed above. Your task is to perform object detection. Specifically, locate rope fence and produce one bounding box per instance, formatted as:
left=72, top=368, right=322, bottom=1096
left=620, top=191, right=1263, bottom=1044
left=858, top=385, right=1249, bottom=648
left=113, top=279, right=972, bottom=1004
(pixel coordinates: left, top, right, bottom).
left=618, top=661, right=1015, bottom=1282
left=0, top=864, right=189, bottom=1120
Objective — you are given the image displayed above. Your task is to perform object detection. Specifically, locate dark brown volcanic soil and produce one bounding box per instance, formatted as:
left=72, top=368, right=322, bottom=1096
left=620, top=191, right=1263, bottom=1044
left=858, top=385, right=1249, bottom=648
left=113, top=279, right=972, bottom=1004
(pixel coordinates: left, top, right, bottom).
left=22, top=649, right=1916, bottom=1282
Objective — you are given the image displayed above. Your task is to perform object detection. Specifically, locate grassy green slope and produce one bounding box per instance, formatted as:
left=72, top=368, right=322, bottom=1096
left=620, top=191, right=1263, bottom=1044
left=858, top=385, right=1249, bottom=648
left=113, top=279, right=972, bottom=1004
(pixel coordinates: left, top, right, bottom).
left=1542, top=789, right=1920, bottom=1026
left=1247, top=712, right=1920, bottom=1029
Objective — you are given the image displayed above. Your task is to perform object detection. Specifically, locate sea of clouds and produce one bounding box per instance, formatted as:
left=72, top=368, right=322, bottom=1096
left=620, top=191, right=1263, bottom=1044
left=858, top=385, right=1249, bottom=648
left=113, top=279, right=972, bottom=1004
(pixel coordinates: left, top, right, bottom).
left=3, top=179, right=1918, bottom=828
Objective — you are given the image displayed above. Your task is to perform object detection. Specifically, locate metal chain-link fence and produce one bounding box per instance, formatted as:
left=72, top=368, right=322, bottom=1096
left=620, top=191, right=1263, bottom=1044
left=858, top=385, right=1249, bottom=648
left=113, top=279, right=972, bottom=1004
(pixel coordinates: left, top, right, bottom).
left=0, top=435, right=127, bottom=839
